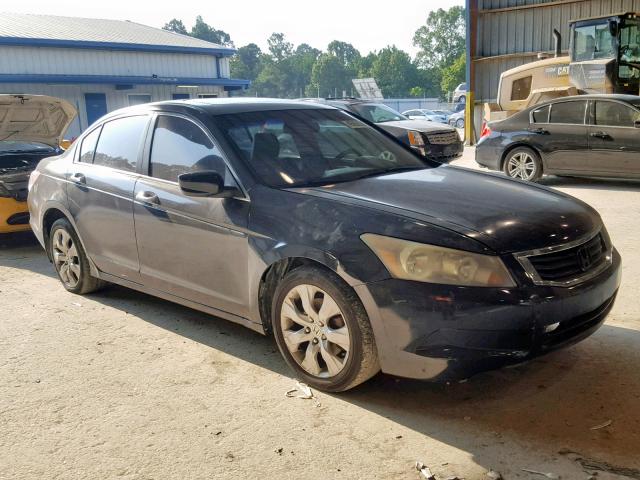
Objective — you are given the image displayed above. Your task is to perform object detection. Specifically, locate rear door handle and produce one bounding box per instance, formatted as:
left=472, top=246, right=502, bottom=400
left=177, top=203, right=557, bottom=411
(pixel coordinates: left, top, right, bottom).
left=529, top=128, right=549, bottom=135
left=590, top=131, right=611, bottom=139
left=135, top=190, right=160, bottom=205
left=70, top=172, right=86, bottom=184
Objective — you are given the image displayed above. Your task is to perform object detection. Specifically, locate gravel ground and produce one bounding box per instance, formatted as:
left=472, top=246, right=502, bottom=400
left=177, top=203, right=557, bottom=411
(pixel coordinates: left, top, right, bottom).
left=1, top=148, right=639, bottom=480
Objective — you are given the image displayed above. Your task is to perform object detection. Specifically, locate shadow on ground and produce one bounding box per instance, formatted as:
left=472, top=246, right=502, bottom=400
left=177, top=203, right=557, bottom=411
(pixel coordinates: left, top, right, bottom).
left=2, top=231, right=639, bottom=475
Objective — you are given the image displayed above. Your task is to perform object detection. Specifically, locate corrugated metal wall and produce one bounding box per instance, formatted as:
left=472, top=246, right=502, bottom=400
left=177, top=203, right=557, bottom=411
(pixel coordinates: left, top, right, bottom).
left=0, top=46, right=227, bottom=79
left=474, top=0, right=640, bottom=101
left=0, top=83, right=225, bottom=137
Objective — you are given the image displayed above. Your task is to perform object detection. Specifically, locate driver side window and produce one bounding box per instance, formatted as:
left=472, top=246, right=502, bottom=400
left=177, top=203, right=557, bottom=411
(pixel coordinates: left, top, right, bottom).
left=149, top=115, right=228, bottom=183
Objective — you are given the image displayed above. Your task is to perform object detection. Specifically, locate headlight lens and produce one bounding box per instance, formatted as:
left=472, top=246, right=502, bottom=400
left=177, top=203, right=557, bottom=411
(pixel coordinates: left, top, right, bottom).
left=407, top=130, right=425, bottom=146
left=361, top=233, right=516, bottom=287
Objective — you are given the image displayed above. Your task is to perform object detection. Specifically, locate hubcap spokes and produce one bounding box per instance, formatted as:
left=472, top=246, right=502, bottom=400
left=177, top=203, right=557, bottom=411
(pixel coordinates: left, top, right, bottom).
left=508, top=152, right=536, bottom=180
left=280, top=284, right=350, bottom=378
left=52, top=230, right=80, bottom=288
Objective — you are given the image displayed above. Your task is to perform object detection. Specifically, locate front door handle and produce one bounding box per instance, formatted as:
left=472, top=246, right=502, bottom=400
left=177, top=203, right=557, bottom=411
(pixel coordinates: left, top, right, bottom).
left=135, top=190, right=160, bottom=205
left=590, top=131, right=611, bottom=139
left=70, top=172, right=86, bottom=184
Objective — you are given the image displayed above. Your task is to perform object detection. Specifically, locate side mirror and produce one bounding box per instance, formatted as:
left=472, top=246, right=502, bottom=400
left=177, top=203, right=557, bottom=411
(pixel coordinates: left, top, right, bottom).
left=609, top=19, right=618, bottom=37
left=178, top=171, right=238, bottom=198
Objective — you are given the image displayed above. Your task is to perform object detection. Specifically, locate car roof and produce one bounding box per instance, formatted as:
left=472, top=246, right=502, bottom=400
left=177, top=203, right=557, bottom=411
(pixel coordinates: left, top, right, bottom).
left=529, top=94, right=640, bottom=110
left=97, top=97, right=336, bottom=122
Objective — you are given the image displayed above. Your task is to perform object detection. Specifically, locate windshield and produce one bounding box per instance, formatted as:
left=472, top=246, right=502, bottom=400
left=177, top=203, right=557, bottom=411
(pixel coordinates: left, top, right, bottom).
left=216, top=108, right=429, bottom=188
left=573, top=22, right=617, bottom=61
left=349, top=103, right=407, bottom=123
left=620, top=19, right=640, bottom=66
left=0, top=141, right=55, bottom=153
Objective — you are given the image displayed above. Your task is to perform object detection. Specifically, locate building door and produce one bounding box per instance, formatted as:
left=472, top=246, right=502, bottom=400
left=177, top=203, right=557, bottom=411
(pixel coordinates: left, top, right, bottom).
left=84, top=93, right=107, bottom=127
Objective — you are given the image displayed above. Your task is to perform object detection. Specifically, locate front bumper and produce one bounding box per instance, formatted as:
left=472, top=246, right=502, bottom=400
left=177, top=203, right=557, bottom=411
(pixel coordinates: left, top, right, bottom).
left=355, top=248, right=621, bottom=381
left=424, top=140, right=464, bottom=163
left=0, top=197, right=31, bottom=233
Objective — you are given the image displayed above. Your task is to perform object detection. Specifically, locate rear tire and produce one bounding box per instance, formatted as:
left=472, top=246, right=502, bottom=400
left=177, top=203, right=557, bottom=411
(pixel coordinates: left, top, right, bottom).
left=503, top=146, right=543, bottom=182
left=272, top=266, right=380, bottom=392
left=49, top=218, right=104, bottom=295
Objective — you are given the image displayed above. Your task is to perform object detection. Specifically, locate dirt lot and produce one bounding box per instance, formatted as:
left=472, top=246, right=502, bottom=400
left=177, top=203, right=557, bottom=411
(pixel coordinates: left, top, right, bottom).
left=1, top=149, right=639, bottom=480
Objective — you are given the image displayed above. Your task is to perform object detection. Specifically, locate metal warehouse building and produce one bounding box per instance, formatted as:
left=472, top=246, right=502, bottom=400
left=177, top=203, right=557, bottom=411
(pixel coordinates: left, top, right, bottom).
left=466, top=0, right=640, bottom=138
left=0, top=13, right=249, bottom=138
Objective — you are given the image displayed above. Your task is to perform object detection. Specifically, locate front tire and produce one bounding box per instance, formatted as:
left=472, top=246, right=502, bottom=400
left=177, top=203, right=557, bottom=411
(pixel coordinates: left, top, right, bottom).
left=50, top=218, right=104, bottom=294
left=503, top=146, right=543, bottom=182
left=272, top=266, right=380, bottom=392
left=455, top=118, right=465, bottom=129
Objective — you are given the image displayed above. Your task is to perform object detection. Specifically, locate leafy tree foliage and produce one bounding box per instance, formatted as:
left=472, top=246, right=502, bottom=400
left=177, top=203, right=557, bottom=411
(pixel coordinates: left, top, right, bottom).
left=413, top=6, right=465, bottom=71
left=190, top=16, right=233, bottom=46
left=163, top=19, right=188, bottom=35
left=164, top=7, right=466, bottom=99
left=267, top=33, right=293, bottom=62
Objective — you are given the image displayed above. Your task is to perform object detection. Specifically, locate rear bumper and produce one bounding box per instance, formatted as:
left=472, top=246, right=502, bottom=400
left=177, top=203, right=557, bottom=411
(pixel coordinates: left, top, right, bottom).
left=0, top=197, right=31, bottom=233
left=355, top=248, right=621, bottom=381
left=475, top=143, right=503, bottom=170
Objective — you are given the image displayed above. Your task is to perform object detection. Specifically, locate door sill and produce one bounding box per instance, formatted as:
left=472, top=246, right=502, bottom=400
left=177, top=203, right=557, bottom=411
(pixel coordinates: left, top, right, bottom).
left=96, top=271, right=265, bottom=335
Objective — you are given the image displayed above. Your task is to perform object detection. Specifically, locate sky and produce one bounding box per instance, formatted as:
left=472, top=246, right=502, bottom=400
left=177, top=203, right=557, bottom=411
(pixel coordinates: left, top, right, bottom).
left=7, top=0, right=464, bottom=57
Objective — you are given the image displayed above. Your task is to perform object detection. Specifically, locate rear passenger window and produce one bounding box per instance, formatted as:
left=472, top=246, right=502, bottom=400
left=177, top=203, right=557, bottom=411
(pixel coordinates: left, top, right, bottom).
left=93, top=116, right=148, bottom=172
left=531, top=105, right=550, bottom=123
left=595, top=101, right=640, bottom=127
left=78, top=127, right=101, bottom=163
left=149, top=115, right=227, bottom=183
left=549, top=101, right=587, bottom=124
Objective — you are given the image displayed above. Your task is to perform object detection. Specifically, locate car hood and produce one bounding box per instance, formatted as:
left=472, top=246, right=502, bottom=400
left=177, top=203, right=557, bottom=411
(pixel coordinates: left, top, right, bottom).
left=378, top=119, right=454, bottom=133
left=0, top=94, right=77, bottom=147
left=305, top=167, right=601, bottom=253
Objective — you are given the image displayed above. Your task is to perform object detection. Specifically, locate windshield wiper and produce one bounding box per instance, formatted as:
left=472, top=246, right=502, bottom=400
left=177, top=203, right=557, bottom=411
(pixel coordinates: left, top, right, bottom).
left=351, top=165, right=424, bottom=181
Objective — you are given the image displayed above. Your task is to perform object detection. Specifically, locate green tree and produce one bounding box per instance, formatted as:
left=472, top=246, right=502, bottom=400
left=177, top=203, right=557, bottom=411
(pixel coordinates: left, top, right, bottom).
left=441, top=52, right=466, bottom=97
left=413, top=6, right=465, bottom=71
left=267, top=33, right=293, bottom=62
left=230, top=43, right=263, bottom=81
left=163, top=19, right=188, bottom=35
left=371, top=46, right=419, bottom=97
left=287, top=44, right=322, bottom=97
left=327, top=40, right=361, bottom=68
left=308, top=54, right=351, bottom=97
left=253, top=59, right=289, bottom=97
left=190, top=15, right=233, bottom=46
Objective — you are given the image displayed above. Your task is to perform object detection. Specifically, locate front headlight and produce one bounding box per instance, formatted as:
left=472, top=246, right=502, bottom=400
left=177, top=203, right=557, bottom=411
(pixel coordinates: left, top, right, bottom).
left=361, top=233, right=515, bottom=287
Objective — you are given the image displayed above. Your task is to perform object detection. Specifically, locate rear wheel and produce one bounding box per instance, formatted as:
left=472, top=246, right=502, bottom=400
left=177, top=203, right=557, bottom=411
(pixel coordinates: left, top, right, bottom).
left=503, top=147, right=542, bottom=182
left=272, top=266, right=379, bottom=392
left=50, top=218, right=104, bottom=294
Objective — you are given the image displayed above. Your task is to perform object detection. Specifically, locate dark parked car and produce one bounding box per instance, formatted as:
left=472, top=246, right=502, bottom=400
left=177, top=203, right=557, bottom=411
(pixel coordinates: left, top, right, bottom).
left=476, top=94, right=640, bottom=181
left=29, top=99, right=620, bottom=391
left=306, top=98, right=464, bottom=163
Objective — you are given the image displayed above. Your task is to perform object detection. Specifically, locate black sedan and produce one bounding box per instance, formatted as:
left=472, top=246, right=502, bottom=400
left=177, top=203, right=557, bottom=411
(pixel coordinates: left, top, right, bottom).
left=29, top=99, right=620, bottom=391
left=476, top=94, right=640, bottom=181
left=306, top=98, right=464, bottom=162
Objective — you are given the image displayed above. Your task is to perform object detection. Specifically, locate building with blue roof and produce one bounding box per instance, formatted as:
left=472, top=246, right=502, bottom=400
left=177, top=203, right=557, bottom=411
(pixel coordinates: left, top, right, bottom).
left=0, top=12, right=250, bottom=137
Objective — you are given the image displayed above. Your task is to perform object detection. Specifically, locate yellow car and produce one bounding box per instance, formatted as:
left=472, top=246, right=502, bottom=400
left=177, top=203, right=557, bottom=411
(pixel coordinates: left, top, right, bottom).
left=0, top=94, right=77, bottom=233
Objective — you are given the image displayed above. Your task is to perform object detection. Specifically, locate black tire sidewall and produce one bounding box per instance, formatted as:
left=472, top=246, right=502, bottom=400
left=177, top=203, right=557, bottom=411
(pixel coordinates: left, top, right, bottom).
left=503, top=146, right=542, bottom=181
left=49, top=218, right=92, bottom=294
left=271, top=266, right=366, bottom=392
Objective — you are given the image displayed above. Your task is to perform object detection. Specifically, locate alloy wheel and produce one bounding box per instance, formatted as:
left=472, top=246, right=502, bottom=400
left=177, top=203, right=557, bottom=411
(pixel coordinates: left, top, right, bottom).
left=280, top=284, right=350, bottom=378
left=507, top=152, right=537, bottom=180
left=52, top=229, right=81, bottom=288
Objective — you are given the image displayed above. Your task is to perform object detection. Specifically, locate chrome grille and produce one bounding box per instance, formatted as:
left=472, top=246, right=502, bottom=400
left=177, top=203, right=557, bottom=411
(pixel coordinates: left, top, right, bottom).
left=515, top=231, right=612, bottom=287
left=425, top=131, right=458, bottom=145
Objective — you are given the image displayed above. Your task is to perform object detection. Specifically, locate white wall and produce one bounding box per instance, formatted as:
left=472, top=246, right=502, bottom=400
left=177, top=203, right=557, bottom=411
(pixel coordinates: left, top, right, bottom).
left=0, top=45, right=232, bottom=79
left=0, top=83, right=227, bottom=138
